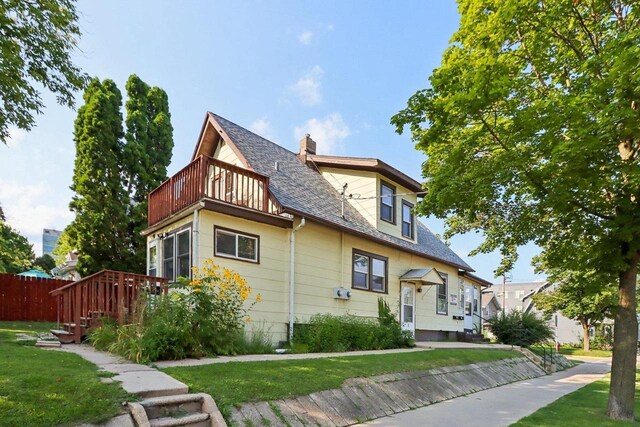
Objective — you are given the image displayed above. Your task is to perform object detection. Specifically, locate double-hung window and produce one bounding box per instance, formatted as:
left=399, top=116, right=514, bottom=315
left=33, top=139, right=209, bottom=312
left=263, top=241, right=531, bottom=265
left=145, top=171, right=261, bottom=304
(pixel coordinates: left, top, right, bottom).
left=437, top=272, right=448, bottom=315
left=380, top=182, right=396, bottom=224
left=401, top=200, right=414, bottom=239
left=352, top=249, right=387, bottom=293
left=214, top=227, right=259, bottom=263
left=160, top=228, right=191, bottom=282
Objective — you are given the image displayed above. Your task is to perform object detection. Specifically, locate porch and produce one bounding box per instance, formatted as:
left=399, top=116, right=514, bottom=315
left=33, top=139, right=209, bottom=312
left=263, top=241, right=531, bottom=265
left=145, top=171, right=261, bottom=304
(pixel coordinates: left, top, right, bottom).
left=148, top=155, right=283, bottom=227
left=50, top=270, right=169, bottom=343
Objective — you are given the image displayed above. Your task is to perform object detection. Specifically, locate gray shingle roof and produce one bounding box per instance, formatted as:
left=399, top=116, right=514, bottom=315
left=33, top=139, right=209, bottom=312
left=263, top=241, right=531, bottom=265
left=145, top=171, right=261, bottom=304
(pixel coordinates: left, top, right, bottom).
left=211, top=112, right=473, bottom=271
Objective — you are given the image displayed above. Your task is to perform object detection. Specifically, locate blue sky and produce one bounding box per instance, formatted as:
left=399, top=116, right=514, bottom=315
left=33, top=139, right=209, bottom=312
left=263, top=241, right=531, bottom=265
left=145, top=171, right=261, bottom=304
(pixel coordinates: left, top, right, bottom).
left=0, top=0, right=544, bottom=283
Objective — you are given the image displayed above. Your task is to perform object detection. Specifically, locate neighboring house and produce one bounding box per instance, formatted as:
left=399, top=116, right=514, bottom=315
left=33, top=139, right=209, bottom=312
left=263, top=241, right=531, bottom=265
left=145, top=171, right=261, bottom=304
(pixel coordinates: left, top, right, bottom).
left=42, top=229, right=62, bottom=255
left=51, top=250, right=81, bottom=281
left=142, top=112, right=491, bottom=344
left=481, top=290, right=501, bottom=320
left=484, top=281, right=583, bottom=345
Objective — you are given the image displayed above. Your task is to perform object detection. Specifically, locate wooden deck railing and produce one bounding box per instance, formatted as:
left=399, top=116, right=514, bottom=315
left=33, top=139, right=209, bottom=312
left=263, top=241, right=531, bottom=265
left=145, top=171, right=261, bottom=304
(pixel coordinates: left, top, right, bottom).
left=148, top=156, right=282, bottom=226
left=50, top=270, right=169, bottom=343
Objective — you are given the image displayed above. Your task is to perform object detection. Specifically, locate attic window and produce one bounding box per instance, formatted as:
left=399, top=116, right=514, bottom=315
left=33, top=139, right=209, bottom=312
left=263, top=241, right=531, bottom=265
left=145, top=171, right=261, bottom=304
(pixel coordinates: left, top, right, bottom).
left=380, top=181, right=396, bottom=224
left=401, top=200, right=414, bottom=239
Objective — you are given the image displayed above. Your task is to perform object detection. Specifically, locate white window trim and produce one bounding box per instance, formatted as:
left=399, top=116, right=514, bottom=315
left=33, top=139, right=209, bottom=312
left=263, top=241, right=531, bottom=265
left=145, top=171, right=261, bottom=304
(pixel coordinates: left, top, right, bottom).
left=148, top=239, right=158, bottom=277
left=437, top=273, right=448, bottom=315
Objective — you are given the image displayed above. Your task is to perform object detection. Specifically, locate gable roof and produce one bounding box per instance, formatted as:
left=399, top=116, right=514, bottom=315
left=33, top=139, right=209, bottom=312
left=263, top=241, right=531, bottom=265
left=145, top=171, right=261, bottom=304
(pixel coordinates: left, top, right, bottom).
left=400, top=268, right=447, bottom=285
left=196, top=112, right=473, bottom=271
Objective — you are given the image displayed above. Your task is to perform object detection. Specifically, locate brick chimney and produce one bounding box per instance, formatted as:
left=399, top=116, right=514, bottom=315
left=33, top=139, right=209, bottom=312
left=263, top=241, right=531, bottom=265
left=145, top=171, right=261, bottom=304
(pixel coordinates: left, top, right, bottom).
left=298, top=134, right=317, bottom=161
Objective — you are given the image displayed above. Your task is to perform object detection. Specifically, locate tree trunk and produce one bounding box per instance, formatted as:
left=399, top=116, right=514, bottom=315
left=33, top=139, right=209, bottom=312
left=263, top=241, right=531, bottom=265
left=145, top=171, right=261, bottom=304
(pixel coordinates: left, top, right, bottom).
left=607, top=252, right=639, bottom=420
left=582, top=322, right=590, bottom=352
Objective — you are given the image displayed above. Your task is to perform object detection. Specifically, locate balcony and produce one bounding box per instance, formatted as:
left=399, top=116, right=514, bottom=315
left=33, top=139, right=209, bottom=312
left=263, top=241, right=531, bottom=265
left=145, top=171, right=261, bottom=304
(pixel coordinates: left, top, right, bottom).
left=148, top=156, right=282, bottom=226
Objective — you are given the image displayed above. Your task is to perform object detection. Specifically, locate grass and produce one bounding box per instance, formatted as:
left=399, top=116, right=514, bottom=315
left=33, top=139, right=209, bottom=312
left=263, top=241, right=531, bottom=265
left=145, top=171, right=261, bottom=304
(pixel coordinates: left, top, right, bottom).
left=0, top=321, right=133, bottom=427
left=559, top=347, right=613, bottom=357
left=511, top=371, right=640, bottom=426
left=162, top=348, right=519, bottom=415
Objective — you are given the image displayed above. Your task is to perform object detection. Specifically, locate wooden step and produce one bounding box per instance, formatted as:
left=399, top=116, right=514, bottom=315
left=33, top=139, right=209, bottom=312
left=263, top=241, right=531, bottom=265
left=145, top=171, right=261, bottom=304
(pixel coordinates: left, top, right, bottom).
left=50, top=329, right=75, bottom=344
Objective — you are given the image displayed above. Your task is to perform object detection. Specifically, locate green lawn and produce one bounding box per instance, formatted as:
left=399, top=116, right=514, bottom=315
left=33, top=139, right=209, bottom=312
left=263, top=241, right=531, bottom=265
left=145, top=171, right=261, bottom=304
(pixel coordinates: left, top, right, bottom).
left=559, top=347, right=613, bottom=357
left=512, top=371, right=640, bottom=426
left=163, top=348, right=519, bottom=416
left=0, top=321, right=133, bottom=427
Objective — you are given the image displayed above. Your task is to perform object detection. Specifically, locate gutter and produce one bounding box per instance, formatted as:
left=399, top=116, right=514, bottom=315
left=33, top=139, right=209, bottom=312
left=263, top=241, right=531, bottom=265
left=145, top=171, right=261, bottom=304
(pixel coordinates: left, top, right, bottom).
left=289, top=217, right=306, bottom=343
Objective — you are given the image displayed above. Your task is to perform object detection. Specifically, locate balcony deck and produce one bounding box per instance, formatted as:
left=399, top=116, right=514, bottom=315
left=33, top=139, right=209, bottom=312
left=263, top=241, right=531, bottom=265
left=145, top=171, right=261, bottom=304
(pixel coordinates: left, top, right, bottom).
left=148, top=156, right=282, bottom=227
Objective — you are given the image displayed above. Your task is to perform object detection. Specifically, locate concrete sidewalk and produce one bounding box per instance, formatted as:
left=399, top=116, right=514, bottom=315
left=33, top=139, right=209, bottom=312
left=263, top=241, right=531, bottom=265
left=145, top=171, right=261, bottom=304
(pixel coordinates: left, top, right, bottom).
left=155, top=342, right=514, bottom=368
left=53, top=344, right=188, bottom=398
left=354, top=358, right=611, bottom=427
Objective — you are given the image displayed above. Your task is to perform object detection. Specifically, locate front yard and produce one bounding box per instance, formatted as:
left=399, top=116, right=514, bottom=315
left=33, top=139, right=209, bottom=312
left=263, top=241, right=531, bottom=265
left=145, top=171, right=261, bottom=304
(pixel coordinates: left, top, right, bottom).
left=559, top=347, right=613, bottom=358
left=162, top=348, right=520, bottom=418
left=0, top=321, right=132, bottom=427
left=512, top=371, right=640, bottom=426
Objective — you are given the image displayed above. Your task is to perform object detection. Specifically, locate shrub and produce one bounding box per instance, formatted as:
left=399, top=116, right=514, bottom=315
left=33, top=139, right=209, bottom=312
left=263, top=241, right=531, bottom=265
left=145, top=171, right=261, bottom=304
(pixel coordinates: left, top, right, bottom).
left=233, top=323, right=275, bottom=355
left=89, top=260, right=261, bottom=362
left=293, top=298, right=413, bottom=352
left=486, top=310, right=553, bottom=347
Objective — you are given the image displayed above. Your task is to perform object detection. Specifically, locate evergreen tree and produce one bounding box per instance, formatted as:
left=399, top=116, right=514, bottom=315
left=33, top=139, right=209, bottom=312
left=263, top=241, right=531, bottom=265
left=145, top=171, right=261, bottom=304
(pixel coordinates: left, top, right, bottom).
left=68, top=78, right=131, bottom=275
left=123, top=75, right=173, bottom=272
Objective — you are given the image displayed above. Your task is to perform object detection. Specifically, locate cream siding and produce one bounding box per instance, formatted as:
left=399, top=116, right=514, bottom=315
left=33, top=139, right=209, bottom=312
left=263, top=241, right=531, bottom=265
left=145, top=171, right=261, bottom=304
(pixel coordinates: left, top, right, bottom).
left=376, top=174, right=418, bottom=242
left=213, top=140, right=243, bottom=166
left=318, top=167, right=377, bottom=226
left=147, top=209, right=469, bottom=344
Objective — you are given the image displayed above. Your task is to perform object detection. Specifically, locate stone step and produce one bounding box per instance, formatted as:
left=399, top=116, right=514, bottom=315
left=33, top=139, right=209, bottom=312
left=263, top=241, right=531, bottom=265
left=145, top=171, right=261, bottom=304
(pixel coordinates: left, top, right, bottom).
left=149, top=413, right=210, bottom=427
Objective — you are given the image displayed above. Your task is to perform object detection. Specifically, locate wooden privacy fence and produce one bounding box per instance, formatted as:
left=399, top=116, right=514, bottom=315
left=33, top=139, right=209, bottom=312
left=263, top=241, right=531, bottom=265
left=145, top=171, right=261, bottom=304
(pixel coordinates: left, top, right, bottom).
left=0, top=274, right=72, bottom=322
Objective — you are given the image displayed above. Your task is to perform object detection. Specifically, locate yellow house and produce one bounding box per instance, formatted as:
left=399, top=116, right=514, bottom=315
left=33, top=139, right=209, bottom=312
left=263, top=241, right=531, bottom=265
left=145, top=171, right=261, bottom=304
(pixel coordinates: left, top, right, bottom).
left=142, top=112, right=490, bottom=344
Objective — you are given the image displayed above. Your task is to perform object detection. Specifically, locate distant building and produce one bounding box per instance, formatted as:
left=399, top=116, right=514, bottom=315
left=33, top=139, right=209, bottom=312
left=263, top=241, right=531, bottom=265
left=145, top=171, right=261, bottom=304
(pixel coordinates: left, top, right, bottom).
left=42, top=229, right=62, bottom=255
left=51, top=250, right=81, bottom=281
left=482, top=281, right=584, bottom=345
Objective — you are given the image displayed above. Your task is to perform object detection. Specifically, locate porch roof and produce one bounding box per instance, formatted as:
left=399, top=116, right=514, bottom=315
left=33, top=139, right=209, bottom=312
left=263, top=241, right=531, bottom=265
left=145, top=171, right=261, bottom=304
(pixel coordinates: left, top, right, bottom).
left=399, top=268, right=446, bottom=286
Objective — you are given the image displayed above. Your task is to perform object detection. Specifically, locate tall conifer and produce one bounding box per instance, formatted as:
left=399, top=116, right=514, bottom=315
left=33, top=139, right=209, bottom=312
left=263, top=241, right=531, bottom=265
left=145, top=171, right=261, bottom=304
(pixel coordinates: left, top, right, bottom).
left=123, top=74, right=174, bottom=271
left=68, top=78, right=130, bottom=275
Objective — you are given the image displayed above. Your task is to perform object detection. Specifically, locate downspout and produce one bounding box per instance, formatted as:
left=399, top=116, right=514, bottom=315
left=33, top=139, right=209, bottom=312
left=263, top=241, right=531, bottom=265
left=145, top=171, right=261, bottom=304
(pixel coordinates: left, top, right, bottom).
left=289, top=217, right=306, bottom=343
left=193, top=203, right=203, bottom=271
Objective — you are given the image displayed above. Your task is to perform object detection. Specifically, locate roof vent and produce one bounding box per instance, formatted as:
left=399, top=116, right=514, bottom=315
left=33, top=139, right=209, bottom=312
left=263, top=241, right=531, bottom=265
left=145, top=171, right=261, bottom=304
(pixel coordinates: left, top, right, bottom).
left=299, top=134, right=317, bottom=158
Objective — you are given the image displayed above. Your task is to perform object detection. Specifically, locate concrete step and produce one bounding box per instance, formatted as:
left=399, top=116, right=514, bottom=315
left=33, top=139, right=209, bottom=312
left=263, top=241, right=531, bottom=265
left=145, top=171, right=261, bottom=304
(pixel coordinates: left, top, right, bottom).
left=149, top=413, right=210, bottom=427
left=141, top=394, right=204, bottom=420
left=128, top=393, right=227, bottom=427
left=35, top=339, right=61, bottom=348
left=50, top=329, right=75, bottom=344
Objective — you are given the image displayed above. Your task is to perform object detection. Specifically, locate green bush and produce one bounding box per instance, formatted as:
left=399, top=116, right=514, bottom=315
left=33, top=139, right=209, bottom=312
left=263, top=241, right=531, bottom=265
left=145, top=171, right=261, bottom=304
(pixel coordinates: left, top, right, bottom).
left=233, top=324, right=275, bottom=355
left=486, top=310, right=553, bottom=347
left=293, top=298, right=414, bottom=352
left=88, top=260, right=263, bottom=363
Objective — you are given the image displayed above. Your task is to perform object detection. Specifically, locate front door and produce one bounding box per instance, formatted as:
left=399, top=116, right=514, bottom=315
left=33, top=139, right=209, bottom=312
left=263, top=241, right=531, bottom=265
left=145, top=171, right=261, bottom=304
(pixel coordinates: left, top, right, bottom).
left=401, top=285, right=415, bottom=335
left=464, top=285, right=474, bottom=331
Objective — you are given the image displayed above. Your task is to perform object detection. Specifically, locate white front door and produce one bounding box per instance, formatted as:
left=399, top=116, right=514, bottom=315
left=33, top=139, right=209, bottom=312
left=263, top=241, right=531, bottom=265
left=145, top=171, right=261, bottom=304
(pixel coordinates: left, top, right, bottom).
left=464, top=285, right=474, bottom=331
left=401, top=285, right=415, bottom=335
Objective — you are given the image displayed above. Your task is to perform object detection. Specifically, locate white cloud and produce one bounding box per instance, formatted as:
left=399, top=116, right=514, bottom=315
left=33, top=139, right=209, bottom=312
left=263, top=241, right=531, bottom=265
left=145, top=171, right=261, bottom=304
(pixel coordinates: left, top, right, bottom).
left=289, top=66, right=324, bottom=106
left=294, top=113, right=350, bottom=155
left=0, top=179, right=73, bottom=256
left=298, top=31, right=313, bottom=45
left=6, top=127, right=27, bottom=148
left=249, top=117, right=275, bottom=140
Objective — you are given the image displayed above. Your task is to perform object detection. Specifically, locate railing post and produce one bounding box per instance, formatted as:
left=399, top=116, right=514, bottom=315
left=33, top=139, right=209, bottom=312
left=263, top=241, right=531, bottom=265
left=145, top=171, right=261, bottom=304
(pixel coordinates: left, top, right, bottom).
left=118, top=271, right=125, bottom=325
left=74, top=284, right=82, bottom=343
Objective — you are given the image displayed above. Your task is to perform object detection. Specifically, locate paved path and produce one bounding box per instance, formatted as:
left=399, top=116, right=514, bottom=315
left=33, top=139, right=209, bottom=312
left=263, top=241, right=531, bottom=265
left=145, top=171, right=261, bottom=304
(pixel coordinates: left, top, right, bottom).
left=354, top=358, right=611, bottom=427
left=156, top=342, right=514, bottom=368
left=53, top=344, right=188, bottom=398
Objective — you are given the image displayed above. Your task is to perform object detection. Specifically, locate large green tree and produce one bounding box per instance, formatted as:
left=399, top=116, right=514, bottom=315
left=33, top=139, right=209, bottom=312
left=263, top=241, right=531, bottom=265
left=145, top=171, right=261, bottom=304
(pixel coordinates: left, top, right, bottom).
left=532, top=271, right=617, bottom=352
left=0, top=203, right=35, bottom=274
left=392, top=0, right=640, bottom=420
left=68, top=78, right=131, bottom=275
left=0, top=0, right=87, bottom=144
left=122, top=75, right=173, bottom=271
